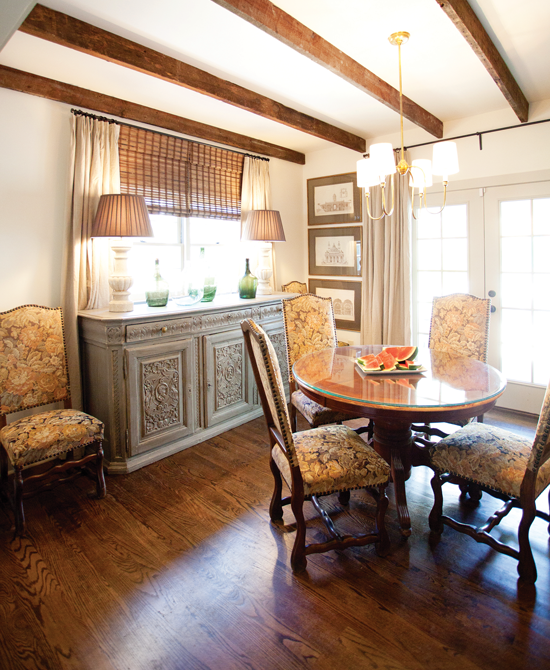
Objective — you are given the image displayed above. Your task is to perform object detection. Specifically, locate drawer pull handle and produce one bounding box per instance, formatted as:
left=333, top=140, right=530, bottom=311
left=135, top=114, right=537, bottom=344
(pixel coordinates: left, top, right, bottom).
left=161, top=326, right=167, bottom=333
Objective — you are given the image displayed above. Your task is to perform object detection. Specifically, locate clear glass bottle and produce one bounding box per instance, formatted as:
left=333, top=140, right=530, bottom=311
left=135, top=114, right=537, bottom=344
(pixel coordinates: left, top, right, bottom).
left=200, top=247, right=217, bottom=302
left=145, top=258, right=169, bottom=307
left=238, top=258, right=258, bottom=299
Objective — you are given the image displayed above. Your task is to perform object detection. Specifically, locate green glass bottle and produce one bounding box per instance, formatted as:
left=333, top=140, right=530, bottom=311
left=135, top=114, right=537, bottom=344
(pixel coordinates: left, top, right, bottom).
left=145, top=258, right=169, bottom=307
left=200, top=247, right=217, bottom=302
left=238, top=258, right=258, bottom=299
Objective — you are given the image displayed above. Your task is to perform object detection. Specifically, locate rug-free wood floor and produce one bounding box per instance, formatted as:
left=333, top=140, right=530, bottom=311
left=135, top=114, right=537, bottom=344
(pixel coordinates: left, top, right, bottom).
left=1, top=409, right=548, bottom=670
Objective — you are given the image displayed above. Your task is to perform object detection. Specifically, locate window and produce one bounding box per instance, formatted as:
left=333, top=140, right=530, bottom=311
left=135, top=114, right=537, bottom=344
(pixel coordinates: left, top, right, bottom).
left=129, top=215, right=242, bottom=302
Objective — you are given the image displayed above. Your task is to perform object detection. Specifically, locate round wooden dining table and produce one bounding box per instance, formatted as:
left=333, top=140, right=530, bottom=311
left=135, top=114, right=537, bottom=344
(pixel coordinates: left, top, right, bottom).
left=293, top=345, right=507, bottom=536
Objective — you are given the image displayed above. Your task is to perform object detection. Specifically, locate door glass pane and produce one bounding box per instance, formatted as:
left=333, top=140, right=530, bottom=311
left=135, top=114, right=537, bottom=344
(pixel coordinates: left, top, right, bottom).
left=501, top=237, right=532, bottom=272
left=534, top=311, right=550, bottom=385
left=501, top=273, right=532, bottom=309
left=442, top=238, right=467, bottom=271
left=533, top=198, right=550, bottom=235
left=500, top=200, right=531, bottom=236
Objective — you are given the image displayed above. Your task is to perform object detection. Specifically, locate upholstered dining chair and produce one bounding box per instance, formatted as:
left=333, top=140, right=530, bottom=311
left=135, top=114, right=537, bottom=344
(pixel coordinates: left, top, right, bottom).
left=427, top=378, right=550, bottom=585
left=282, top=280, right=308, bottom=294
left=413, top=293, right=491, bottom=442
left=241, top=318, right=391, bottom=572
left=282, top=294, right=368, bottom=436
left=0, top=305, right=106, bottom=535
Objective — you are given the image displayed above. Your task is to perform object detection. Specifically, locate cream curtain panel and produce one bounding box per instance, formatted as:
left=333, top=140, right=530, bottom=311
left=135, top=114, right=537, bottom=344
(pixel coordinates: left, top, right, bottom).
left=62, top=114, right=120, bottom=408
left=240, top=157, right=274, bottom=288
left=362, top=171, right=412, bottom=346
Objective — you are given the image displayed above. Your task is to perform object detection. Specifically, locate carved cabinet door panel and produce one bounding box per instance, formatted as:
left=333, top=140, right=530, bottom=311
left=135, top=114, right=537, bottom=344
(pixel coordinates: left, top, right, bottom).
left=204, top=328, right=254, bottom=427
left=126, top=338, right=195, bottom=455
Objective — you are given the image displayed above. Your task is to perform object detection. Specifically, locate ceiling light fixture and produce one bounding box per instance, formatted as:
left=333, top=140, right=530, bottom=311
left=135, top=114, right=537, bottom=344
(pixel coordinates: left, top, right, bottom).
left=357, top=32, right=459, bottom=220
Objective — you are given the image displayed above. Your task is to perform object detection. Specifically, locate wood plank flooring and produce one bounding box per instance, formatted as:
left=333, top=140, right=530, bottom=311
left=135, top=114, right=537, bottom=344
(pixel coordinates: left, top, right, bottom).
left=1, top=409, right=549, bottom=670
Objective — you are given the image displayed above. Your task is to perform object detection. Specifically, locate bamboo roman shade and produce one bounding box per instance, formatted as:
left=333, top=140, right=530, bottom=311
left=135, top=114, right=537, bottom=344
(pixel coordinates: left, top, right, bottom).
left=119, top=125, right=244, bottom=220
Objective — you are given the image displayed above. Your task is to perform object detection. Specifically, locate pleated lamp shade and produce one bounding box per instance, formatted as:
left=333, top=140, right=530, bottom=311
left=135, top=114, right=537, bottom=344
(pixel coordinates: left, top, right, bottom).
left=241, top=210, right=286, bottom=242
left=91, top=194, right=154, bottom=238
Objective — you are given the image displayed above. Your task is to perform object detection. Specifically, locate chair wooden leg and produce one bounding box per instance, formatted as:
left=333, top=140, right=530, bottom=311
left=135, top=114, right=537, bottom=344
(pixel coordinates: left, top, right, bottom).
left=517, top=503, right=537, bottom=584
left=268, top=455, right=284, bottom=523
left=0, top=444, right=8, bottom=502
left=13, top=464, right=26, bottom=536
left=96, top=443, right=106, bottom=499
left=338, top=490, right=351, bottom=505
left=375, top=485, right=390, bottom=557
left=289, top=402, right=298, bottom=433
left=429, top=472, right=444, bottom=535
left=290, top=490, right=308, bottom=573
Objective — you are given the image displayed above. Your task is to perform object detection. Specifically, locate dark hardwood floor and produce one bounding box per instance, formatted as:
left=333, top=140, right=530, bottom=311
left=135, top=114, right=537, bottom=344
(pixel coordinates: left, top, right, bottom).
left=1, top=408, right=549, bottom=670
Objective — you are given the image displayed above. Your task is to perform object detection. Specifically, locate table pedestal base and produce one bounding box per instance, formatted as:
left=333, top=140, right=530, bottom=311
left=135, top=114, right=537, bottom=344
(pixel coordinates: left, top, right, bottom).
left=372, top=420, right=413, bottom=537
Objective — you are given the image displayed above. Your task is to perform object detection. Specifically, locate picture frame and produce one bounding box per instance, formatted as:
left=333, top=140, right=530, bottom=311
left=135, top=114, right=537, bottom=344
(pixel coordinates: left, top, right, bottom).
left=308, top=226, right=362, bottom=277
left=309, top=279, right=362, bottom=331
left=307, top=172, right=362, bottom=226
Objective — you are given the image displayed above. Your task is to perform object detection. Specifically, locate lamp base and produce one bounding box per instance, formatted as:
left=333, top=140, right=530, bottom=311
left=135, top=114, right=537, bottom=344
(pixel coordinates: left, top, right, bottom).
left=255, top=243, right=273, bottom=295
left=109, top=243, right=134, bottom=312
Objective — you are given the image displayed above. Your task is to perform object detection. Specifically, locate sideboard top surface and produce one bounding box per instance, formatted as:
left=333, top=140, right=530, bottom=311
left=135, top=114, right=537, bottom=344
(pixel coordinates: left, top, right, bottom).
left=78, top=293, right=292, bottom=324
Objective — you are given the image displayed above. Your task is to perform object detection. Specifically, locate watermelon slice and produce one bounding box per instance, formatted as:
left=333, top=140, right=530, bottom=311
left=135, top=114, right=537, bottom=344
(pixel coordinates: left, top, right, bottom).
left=377, top=349, right=398, bottom=371
left=383, top=346, right=418, bottom=362
left=357, top=354, right=382, bottom=371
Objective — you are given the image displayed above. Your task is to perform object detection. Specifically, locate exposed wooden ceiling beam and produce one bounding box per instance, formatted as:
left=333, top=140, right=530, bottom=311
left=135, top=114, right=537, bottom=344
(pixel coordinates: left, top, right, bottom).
left=436, top=0, right=529, bottom=122
left=212, top=0, right=444, bottom=139
left=18, top=4, right=365, bottom=153
left=0, top=65, right=306, bottom=164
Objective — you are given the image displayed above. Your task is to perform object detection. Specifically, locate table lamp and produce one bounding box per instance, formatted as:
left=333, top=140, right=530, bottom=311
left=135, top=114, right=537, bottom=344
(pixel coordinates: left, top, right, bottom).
left=91, top=194, right=154, bottom=312
left=241, top=210, right=286, bottom=295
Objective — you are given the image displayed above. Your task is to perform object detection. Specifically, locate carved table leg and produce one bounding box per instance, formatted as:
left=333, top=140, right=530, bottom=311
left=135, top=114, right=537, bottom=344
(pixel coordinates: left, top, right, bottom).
left=372, top=420, right=413, bottom=537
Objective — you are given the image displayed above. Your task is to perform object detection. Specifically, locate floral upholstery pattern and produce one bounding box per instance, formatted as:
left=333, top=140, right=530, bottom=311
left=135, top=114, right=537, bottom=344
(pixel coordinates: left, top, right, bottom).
left=272, top=424, right=390, bottom=497
left=428, top=293, right=491, bottom=362
left=282, top=281, right=308, bottom=294
left=282, top=294, right=338, bottom=383
left=0, top=409, right=104, bottom=467
left=0, top=305, right=69, bottom=414
left=291, top=390, right=354, bottom=428
left=429, top=422, right=550, bottom=499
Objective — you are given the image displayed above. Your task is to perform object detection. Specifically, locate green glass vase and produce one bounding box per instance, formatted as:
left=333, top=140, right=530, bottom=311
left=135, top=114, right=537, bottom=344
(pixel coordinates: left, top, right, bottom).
left=199, top=247, right=217, bottom=302
left=238, top=258, right=258, bottom=299
left=145, top=259, right=169, bottom=307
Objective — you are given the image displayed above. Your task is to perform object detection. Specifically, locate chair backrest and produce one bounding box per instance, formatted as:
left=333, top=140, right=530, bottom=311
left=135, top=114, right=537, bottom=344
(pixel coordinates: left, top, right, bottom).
left=282, top=294, right=338, bottom=383
left=241, top=319, right=297, bottom=467
left=282, top=281, right=308, bottom=294
left=527, top=379, right=550, bottom=484
left=0, top=305, right=70, bottom=416
left=428, top=293, right=491, bottom=362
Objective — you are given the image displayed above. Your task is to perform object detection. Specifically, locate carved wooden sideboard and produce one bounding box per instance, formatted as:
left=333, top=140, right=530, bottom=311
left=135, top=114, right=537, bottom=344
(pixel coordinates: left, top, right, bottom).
left=78, top=295, right=289, bottom=473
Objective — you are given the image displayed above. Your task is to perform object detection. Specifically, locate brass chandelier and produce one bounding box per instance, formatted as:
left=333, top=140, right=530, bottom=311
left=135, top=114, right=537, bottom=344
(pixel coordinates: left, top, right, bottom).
left=357, top=32, right=459, bottom=220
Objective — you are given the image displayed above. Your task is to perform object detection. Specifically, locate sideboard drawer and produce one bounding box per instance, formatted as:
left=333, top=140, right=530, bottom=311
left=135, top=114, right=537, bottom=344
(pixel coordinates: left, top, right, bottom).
left=126, top=317, right=194, bottom=343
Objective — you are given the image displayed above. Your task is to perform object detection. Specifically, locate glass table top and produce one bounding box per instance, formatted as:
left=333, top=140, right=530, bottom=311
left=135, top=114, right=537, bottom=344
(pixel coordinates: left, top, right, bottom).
left=292, top=345, right=507, bottom=410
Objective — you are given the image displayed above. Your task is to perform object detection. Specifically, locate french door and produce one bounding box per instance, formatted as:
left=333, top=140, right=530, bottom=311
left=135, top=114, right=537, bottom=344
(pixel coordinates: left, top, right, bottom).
left=413, top=179, right=550, bottom=414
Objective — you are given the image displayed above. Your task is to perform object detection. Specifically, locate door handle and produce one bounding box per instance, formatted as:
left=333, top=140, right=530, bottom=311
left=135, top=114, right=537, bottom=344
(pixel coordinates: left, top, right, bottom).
left=490, top=305, right=496, bottom=313
left=488, top=290, right=496, bottom=297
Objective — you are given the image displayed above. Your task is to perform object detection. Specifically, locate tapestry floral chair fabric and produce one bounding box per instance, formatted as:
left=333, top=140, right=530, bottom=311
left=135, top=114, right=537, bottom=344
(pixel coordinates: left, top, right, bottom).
left=428, top=378, right=550, bottom=585
left=414, top=293, right=492, bottom=444
left=241, top=318, right=390, bottom=572
left=282, top=294, right=366, bottom=432
left=281, top=281, right=308, bottom=294
left=0, top=305, right=106, bottom=535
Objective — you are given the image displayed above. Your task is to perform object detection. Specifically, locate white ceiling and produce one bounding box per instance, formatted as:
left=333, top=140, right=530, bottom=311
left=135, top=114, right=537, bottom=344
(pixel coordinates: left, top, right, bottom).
left=1, top=0, right=549, bottom=155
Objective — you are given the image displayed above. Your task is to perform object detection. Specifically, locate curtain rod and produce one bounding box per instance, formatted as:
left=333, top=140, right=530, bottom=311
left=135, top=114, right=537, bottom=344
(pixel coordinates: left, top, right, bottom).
left=400, top=117, right=550, bottom=152
left=70, top=108, right=270, bottom=162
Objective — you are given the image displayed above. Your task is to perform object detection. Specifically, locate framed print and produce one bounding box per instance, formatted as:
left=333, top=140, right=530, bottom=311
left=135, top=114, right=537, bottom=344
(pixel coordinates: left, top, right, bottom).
left=309, top=279, right=362, bottom=331
left=307, top=172, right=362, bottom=225
left=308, top=226, right=362, bottom=277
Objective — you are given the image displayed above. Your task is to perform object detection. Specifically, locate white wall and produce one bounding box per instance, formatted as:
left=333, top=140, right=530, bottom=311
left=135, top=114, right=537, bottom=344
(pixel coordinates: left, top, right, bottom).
left=0, top=88, right=305, bottom=312
left=0, top=87, right=72, bottom=311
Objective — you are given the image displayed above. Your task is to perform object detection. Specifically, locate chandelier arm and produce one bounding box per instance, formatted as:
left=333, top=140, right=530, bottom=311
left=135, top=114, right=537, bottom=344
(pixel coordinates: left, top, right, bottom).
left=383, top=174, right=395, bottom=218
left=410, top=184, right=418, bottom=221
left=365, top=193, right=387, bottom=221
left=423, top=182, right=449, bottom=215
